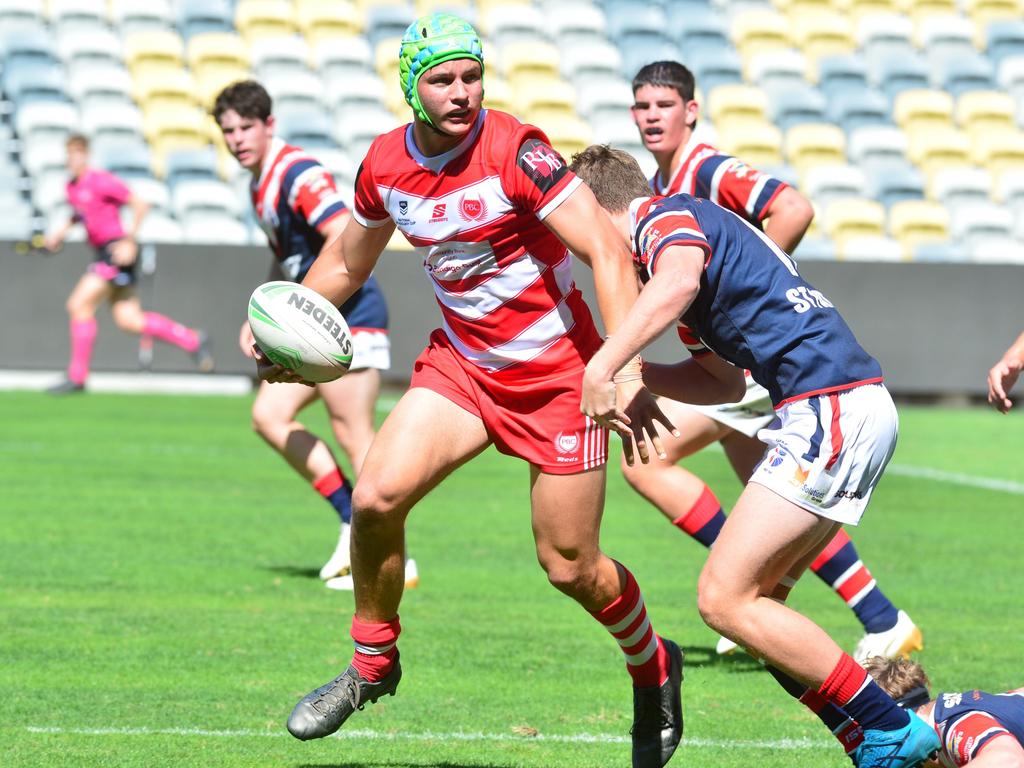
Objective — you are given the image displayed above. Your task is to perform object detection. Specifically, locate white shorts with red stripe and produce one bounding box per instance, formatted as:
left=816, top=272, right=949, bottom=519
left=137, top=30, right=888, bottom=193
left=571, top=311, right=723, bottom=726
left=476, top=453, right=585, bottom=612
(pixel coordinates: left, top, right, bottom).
left=748, top=383, right=898, bottom=525
left=685, top=377, right=776, bottom=438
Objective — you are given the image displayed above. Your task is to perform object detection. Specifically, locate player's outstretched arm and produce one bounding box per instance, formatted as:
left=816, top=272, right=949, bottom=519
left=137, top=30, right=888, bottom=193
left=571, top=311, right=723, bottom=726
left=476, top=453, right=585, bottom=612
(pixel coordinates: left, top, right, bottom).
left=762, top=187, right=814, bottom=254
left=988, top=330, right=1024, bottom=414
left=642, top=354, right=746, bottom=406
left=301, top=215, right=395, bottom=307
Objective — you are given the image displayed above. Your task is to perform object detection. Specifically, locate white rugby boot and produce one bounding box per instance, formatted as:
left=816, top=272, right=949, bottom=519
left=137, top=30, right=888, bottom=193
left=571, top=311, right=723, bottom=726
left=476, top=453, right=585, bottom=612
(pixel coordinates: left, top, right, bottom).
left=326, top=558, right=420, bottom=591
left=319, top=523, right=351, bottom=580
left=853, top=610, right=923, bottom=663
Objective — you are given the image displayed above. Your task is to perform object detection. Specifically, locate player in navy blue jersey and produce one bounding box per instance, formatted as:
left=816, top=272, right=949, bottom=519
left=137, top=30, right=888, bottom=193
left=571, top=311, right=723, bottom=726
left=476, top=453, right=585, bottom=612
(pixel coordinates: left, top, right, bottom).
left=570, top=145, right=939, bottom=768
left=213, top=80, right=416, bottom=590
left=866, top=656, right=1024, bottom=767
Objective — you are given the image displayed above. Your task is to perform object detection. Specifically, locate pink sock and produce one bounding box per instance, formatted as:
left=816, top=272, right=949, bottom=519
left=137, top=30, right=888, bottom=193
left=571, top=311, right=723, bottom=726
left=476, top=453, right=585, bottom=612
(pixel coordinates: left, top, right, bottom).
left=68, top=318, right=97, bottom=385
left=142, top=312, right=199, bottom=353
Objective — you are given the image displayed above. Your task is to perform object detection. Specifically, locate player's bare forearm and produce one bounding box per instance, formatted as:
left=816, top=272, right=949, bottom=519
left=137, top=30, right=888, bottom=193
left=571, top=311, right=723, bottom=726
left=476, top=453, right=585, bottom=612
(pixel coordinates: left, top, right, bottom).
left=302, top=217, right=392, bottom=306
left=762, top=187, right=814, bottom=253
left=126, top=197, right=150, bottom=239
left=643, top=357, right=746, bottom=405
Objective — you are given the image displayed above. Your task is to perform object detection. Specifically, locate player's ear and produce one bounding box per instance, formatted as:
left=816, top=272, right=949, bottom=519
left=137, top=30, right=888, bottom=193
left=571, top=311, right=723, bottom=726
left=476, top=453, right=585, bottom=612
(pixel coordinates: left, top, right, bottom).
left=685, top=100, right=699, bottom=128
left=265, top=114, right=276, bottom=134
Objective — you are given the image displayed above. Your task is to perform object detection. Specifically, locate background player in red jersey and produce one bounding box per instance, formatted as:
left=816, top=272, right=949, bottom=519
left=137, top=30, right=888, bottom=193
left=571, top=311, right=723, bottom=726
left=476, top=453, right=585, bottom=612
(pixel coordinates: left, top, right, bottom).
left=987, top=330, right=1024, bottom=413
left=625, top=61, right=921, bottom=661
left=866, top=656, right=1024, bottom=767
left=264, top=15, right=683, bottom=768
left=571, top=145, right=939, bottom=768
left=213, top=81, right=412, bottom=590
left=44, top=134, right=212, bottom=394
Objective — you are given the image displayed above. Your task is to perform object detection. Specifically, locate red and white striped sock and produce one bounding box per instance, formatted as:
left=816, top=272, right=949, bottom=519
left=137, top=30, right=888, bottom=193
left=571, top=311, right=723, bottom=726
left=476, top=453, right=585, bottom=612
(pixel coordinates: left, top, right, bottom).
left=350, top=615, right=401, bottom=683
left=590, top=564, right=670, bottom=687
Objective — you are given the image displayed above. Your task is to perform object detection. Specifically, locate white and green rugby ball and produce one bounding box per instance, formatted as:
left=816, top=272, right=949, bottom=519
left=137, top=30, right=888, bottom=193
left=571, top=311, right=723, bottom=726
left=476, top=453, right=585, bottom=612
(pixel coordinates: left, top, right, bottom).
left=247, top=281, right=353, bottom=383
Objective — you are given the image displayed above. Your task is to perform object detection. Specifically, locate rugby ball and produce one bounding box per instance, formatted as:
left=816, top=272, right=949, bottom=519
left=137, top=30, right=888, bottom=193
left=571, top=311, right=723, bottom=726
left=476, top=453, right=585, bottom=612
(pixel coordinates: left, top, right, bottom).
left=247, top=281, right=353, bottom=383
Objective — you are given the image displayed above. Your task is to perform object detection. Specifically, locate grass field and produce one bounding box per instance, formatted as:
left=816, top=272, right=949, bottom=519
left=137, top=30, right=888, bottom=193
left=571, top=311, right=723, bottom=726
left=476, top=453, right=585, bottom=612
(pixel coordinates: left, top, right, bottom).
left=1, top=390, right=1021, bottom=767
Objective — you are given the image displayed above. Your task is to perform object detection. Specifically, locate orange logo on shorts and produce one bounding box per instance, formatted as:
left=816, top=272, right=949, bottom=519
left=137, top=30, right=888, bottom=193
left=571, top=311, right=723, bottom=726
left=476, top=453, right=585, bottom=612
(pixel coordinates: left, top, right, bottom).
left=790, top=466, right=810, bottom=487
left=555, top=431, right=580, bottom=454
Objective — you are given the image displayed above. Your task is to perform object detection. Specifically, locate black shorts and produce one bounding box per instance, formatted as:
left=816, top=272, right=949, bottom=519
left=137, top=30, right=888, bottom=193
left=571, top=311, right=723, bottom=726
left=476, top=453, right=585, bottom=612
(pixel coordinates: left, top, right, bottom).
left=88, top=241, right=137, bottom=288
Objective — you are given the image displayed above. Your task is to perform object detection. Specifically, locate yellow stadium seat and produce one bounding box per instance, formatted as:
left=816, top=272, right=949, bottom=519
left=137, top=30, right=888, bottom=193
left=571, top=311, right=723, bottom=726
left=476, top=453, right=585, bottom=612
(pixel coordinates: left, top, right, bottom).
left=971, top=130, right=1024, bottom=170
left=476, top=0, right=531, bottom=10
left=195, top=67, right=253, bottom=110
left=296, top=0, right=362, bottom=43
left=773, top=0, right=833, bottom=13
left=791, top=11, right=857, bottom=63
left=482, top=77, right=514, bottom=114
left=502, top=41, right=560, bottom=82
left=955, top=90, right=1017, bottom=134
left=375, top=37, right=402, bottom=82
left=716, top=121, right=784, bottom=167
left=731, top=10, right=793, bottom=56
left=539, top=114, right=593, bottom=161
left=133, top=68, right=197, bottom=112
left=355, top=0, right=405, bottom=9
left=893, top=89, right=954, bottom=133
left=235, top=0, right=296, bottom=41
left=785, top=123, right=846, bottom=170
left=888, top=199, right=950, bottom=257
left=144, top=109, right=210, bottom=176
left=965, top=0, right=1024, bottom=27
left=904, top=0, right=958, bottom=22
left=188, top=33, right=251, bottom=72
left=123, top=31, right=184, bottom=73
left=707, top=84, right=769, bottom=125
left=414, top=0, right=471, bottom=15
left=846, top=0, right=901, bottom=22
left=906, top=126, right=972, bottom=173
left=517, top=79, right=578, bottom=124
left=824, top=198, right=886, bottom=247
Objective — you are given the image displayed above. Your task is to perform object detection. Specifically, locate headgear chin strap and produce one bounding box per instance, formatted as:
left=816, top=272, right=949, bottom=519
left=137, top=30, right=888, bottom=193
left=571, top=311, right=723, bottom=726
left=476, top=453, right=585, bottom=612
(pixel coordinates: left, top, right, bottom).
left=895, top=686, right=931, bottom=710
left=399, top=13, right=484, bottom=129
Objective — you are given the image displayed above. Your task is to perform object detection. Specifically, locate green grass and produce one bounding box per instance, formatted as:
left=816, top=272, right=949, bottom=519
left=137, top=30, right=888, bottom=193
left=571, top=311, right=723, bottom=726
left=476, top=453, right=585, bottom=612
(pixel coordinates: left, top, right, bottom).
left=0, top=391, right=1021, bottom=767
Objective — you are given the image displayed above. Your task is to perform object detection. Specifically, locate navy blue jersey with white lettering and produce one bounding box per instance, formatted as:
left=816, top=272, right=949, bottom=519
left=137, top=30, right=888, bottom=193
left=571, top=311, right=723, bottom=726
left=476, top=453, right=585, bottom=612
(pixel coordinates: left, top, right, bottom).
left=630, top=194, right=883, bottom=407
left=252, top=137, right=387, bottom=332
left=931, top=688, right=1024, bottom=766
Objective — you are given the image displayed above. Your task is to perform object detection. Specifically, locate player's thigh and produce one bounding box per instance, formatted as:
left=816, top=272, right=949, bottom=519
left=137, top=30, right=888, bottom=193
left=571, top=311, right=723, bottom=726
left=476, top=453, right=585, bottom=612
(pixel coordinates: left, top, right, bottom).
left=530, top=464, right=606, bottom=560
left=355, top=386, right=491, bottom=513
left=621, top=399, right=731, bottom=473
left=319, top=367, right=380, bottom=431
left=251, top=379, right=320, bottom=426
left=109, top=291, right=144, bottom=332
left=66, top=273, right=112, bottom=315
left=721, top=430, right=769, bottom=483
left=701, top=483, right=836, bottom=601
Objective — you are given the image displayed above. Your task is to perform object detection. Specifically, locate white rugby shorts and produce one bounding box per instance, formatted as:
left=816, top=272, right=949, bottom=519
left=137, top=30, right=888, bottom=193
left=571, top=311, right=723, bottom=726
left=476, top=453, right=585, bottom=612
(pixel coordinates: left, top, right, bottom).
left=685, top=377, right=776, bottom=437
left=748, top=383, right=898, bottom=526
left=350, top=329, right=391, bottom=371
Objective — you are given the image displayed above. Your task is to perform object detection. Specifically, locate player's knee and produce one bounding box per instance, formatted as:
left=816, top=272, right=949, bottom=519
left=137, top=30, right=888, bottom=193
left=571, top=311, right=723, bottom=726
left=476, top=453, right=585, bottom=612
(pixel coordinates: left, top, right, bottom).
left=696, top=567, right=737, bottom=633
left=620, top=457, right=657, bottom=494
left=351, top=478, right=406, bottom=523
left=250, top=400, right=283, bottom=437
left=538, top=553, right=597, bottom=598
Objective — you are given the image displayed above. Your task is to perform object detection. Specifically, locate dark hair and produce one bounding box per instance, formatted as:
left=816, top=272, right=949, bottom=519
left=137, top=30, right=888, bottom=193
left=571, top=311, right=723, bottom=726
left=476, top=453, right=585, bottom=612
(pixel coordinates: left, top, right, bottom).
left=569, top=145, right=651, bottom=213
left=632, top=61, right=696, bottom=101
left=212, top=80, right=272, bottom=122
left=66, top=133, right=89, bottom=150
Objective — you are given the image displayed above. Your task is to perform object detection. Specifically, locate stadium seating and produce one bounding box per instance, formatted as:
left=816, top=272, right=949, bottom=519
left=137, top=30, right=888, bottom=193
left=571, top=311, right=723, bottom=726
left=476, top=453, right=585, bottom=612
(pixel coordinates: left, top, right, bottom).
left=296, top=0, right=362, bottom=44
left=767, top=85, right=828, bottom=132
left=123, top=31, right=185, bottom=73
left=250, top=36, right=312, bottom=78
left=906, top=126, right=972, bottom=173
left=716, top=121, right=784, bottom=167
left=893, top=89, right=955, bottom=133
left=802, top=163, right=867, bottom=208
left=111, top=0, right=175, bottom=35
left=888, top=199, right=950, bottom=256
left=48, top=0, right=109, bottom=34
left=744, top=49, right=809, bottom=92
left=235, top=0, right=297, bottom=41
left=863, top=160, right=925, bottom=207
left=826, top=86, right=890, bottom=132
left=839, top=234, right=904, bottom=261
left=708, top=84, right=768, bottom=125
left=786, top=123, right=846, bottom=170
left=927, top=166, right=993, bottom=207
left=823, top=197, right=887, bottom=249
left=177, top=0, right=234, bottom=40
left=57, top=27, right=124, bottom=69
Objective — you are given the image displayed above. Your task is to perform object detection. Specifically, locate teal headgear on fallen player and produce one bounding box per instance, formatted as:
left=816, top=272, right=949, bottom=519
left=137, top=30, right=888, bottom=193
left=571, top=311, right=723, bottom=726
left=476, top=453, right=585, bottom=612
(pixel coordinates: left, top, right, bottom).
left=399, top=12, right=484, bottom=127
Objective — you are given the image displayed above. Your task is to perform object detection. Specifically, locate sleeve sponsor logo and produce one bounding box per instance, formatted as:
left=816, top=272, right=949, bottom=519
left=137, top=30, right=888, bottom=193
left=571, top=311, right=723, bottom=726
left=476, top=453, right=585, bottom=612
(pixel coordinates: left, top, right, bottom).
left=517, top=138, right=568, bottom=193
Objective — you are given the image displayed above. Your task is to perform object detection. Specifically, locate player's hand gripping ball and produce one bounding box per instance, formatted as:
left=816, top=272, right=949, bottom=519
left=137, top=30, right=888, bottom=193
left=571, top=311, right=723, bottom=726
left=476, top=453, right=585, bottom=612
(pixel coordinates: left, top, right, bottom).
left=247, top=281, right=353, bottom=383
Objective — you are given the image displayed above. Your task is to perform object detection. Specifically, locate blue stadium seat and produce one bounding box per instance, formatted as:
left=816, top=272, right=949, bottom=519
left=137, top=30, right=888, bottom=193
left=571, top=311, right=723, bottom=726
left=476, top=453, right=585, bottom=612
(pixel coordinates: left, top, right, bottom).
left=314, top=36, right=373, bottom=79
left=251, top=36, right=312, bottom=79
left=111, top=0, right=176, bottom=36
left=273, top=107, right=336, bottom=151
left=3, top=25, right=59, bottom=66
left=668, top=7, right=729, bottom=51
left=917, top=15, right=976, bottom=65
left=684, top=44, right=744, bottom=91
left=868, top=53, right=930, bottom=102
left=57, top=28, right=124, bottom=69
left=171, top=178, right=244, bottom=220
left=857, top=13, right=915, bottom=62
left=863, top=161, right=925, bottom=206
left=50, top=0, right=109, bottom=34
left=562, top=40, right=625, bottom=84
left=793, top=235, right=837, bottom=260
left=932, top=52, right=996, bottom=97
left=827, top=85, right=891, bottom=131
left=548, top=3, right=607, bottom=47
left=69, top=65, right=135, bottom=110
left=744, top=49, right=808, bottom=92
left=986, top=20, right=1024, bottom=66
left=817, top=54, right=869, bottom=97
left=606, top=1, right=668, bottom=40
left=913, top=241, right=967, bottom=261
left=263, top=70, right=324, bottom=112
left=3, top=62, right=69, bottom=107
left=802, top=163, right=867, bottom=207
left=178, top=0, right=234, bottom=40
left=81, top=102, right=145, bottom=141
left=576, top=78, right=635, bottom=122
left=766, top=84, right=828, bottom=132
left=164, top=147, right=220, bottom=187
left=621, top=40, right=683, bottom=82
left=365, top=6, right=415, bottom=49
left=0, top=0, right=44, bottom=28
left=94, top=140, right=154, bottom=179
left=929, top=166, right=993, bottom=207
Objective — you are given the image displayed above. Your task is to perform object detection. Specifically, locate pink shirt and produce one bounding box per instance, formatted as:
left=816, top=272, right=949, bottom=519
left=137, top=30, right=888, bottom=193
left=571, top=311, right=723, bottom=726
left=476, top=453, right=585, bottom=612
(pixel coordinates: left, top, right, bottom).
left=66, top=168, right=131, bottom=247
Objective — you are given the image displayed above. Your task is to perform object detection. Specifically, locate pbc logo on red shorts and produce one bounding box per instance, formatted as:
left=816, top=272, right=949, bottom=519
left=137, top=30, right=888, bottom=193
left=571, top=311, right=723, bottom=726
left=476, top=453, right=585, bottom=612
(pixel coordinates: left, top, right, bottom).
left=554, top=431, right=580, bottom=455
left=517, top=139, right=568, bottom=194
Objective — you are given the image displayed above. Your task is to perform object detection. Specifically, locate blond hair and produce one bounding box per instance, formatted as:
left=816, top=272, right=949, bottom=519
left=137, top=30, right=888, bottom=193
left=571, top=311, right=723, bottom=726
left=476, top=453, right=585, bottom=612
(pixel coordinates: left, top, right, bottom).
left=863, top=656, right=931, bottom=701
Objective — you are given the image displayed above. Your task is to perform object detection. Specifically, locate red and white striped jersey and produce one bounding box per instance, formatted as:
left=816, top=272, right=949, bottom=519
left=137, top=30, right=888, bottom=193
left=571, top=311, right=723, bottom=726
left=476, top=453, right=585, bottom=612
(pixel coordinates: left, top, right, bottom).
left=353, top=109, right=599, bottom=379
left=650, top=133, right=788, bottom=225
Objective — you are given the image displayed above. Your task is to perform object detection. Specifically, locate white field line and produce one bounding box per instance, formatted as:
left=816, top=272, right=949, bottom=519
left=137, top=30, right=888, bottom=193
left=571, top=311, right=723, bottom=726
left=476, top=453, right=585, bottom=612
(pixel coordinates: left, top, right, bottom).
left=23, top=725, right=830, bottom=751
left=886, top=464, right=1024, bottom=495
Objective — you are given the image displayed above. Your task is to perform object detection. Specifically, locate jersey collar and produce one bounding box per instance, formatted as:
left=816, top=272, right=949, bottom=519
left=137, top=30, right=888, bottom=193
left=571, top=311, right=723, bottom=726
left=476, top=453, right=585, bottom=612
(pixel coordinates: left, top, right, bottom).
left=255, top=136, right=288, bottom=190
left=654, top=127, right=706, bottom=194
left=404, top=109, right=486, bottom=174
left=628, top=196, right=659, bottom=255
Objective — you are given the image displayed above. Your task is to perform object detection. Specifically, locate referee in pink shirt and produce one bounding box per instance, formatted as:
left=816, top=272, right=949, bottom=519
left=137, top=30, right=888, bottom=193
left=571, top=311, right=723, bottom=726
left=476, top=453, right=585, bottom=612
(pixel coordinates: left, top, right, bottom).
left=44, top=134, right=213, bottom=393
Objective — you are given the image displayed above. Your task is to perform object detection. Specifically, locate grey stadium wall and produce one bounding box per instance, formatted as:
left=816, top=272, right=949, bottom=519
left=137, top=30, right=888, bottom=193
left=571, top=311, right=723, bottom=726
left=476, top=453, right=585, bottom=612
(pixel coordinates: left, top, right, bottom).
left=1, top=241, right=1019, bottom=398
